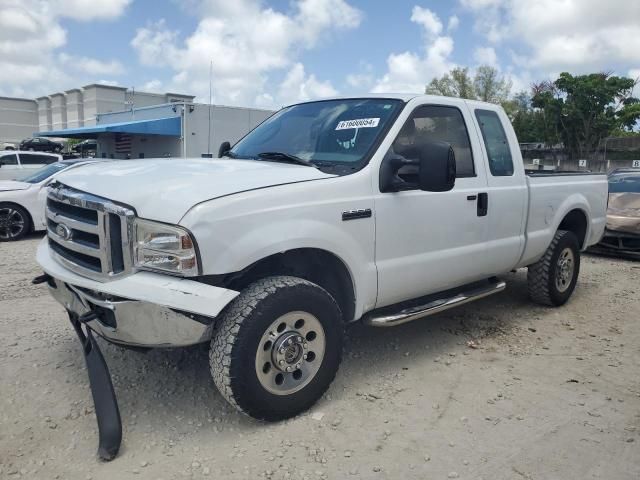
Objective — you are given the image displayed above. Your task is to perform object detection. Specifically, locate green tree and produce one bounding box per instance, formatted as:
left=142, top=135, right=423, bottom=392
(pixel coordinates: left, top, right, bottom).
left=474, top=65, right=511, bottom=103
left=425, top=67, right=476, bottom=99
left=426, top=65, right=511, bottom=104
left=532, top=72, right=639, bottom=159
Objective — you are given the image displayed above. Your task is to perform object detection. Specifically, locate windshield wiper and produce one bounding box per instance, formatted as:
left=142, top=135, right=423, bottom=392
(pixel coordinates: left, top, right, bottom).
left=257, top=151, right=315, bottom=167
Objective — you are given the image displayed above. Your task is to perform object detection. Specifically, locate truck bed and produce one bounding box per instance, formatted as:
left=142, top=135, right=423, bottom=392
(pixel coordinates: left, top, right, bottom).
left=516, top=172, right=609, bottom=267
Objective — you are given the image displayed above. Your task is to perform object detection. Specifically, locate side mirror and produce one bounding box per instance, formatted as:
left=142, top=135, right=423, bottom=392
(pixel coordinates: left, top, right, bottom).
left=379, top=140, right=456, bottom=193
left=418, top=141, right=456, bottom=192
left=218, top=141, right=231, bottom=158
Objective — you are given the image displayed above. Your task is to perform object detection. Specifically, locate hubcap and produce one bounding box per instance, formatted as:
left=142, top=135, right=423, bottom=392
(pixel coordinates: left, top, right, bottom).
left=255, top=311, right=326, bottom=395
left=555, top=247, right=575, bottom=293
left=0, top=208, right=25, bottom=240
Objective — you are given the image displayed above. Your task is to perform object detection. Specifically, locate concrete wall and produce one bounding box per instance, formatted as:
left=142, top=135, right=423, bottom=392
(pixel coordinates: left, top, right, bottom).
left=184, top=104, right=272, bottom=157
left=82, top=84, right=128, bottom=126
left=36, top=97, right=52, bottom=132
left=0, top=97, right=38, bottom=144
left=50, top=93, right=67, bottom=130
left=65, top=89, right=84, bottom=128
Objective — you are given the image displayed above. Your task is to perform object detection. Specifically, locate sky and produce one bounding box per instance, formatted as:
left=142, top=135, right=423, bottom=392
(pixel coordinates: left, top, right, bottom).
left=1, top=0, right=639, bottom=109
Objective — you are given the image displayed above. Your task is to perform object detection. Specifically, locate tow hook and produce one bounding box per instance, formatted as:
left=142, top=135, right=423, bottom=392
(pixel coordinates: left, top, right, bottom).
left=69, top=311, right=123, bottom=461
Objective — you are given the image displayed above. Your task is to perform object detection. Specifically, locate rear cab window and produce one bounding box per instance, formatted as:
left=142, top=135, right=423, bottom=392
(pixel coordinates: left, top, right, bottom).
left=1, top=153, right=18, bottom=165
left=475, top=109, right=514, bottom=176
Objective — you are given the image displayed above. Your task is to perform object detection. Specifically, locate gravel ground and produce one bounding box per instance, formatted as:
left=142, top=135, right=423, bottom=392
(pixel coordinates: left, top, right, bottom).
left=1, top=234, right=639, bottom=480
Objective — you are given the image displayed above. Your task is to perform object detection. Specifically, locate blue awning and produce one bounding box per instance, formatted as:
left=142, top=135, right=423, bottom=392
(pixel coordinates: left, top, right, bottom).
left=37, top=116, right=182, bottom=138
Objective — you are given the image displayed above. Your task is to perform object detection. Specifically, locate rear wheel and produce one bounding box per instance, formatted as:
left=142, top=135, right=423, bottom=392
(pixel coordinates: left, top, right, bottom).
left=0, top=204, right=31, bottom=241
left=528, top=230, right=580, bottom=306
left=210, top=276, right=343, bottom=421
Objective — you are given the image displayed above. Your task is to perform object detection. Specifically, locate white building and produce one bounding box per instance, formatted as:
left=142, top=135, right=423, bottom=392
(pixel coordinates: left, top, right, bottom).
left=1, top=84, right=273, bottom=158
left=38, top=101, right=273, bottom=159
left=0, top=84, right=195, bottom=145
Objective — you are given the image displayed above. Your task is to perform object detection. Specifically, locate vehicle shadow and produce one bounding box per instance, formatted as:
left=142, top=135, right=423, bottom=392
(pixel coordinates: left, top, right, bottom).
left=49, top=267, right=600, bottom=440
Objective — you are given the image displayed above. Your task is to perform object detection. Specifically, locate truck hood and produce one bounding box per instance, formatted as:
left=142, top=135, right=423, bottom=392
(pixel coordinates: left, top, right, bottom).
left=54, top=158, right=336, bottom=223
left=0, top=180, right=31, bottom=192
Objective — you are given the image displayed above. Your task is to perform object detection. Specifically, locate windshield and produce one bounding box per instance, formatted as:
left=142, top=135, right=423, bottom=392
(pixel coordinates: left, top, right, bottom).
left=16, top=162, right=71, bottom=183
left=229, top=98, right=403, bottom=170
left=609, top=173, right=640, bottom=193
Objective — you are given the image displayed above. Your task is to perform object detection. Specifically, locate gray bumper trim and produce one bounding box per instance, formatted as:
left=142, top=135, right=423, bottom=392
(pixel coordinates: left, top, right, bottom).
left=49, top=278, right=214, bottom=347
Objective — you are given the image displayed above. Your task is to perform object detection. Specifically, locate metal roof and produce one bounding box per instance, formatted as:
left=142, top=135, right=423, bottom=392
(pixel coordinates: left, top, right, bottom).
left=37, top=116, right=182, bottom=138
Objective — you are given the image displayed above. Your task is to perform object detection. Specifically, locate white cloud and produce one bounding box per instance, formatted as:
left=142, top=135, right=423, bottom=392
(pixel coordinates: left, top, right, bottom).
left=410, top=6, right=443, bottom=36
left=131, top=0, right=361, bottom=106
left=59, top=53, right=125, bottom=75
left=96, top=79, right=120, bottom=87
left=461, top=0, right=640, bottom=73
left=142, top=79, right=163, bottom=92
left=447, top=15, right=459, bottom=32
left=372, top=8, right=454, bottom=93
left=0, top=0, right=130, bottom=96
left=277, top=63, right=338, bottom=105
left=474, top=46, right=498, bottom=67
left=49, top=0, right=132, bottom=21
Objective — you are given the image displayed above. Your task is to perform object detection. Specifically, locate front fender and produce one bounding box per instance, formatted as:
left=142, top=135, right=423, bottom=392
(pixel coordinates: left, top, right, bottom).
left=180, top=177, right=378, bottom=317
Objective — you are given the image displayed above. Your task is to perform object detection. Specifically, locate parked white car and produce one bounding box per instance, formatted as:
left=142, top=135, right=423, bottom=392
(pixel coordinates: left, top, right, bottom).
left=0, top=151, right=62, bottom=181
left=1, top=141, right=17, bottom=150
left=35, top=94, right=608, bottom=459
left=0, top=160, right=98, bottom=241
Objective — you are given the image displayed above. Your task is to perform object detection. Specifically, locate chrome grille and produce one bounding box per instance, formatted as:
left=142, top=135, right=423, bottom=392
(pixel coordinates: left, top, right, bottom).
left=46, top=183, right=135, bottom=281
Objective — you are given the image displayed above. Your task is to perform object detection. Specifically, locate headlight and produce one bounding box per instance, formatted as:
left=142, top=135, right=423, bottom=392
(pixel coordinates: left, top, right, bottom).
left=134, top=219, right=199, bottom=276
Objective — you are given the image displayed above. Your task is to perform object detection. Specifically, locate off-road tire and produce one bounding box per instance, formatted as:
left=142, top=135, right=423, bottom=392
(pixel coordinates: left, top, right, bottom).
left=209, top=276, right=343, bottom=421
left=528, top=230, right=580, bottom=306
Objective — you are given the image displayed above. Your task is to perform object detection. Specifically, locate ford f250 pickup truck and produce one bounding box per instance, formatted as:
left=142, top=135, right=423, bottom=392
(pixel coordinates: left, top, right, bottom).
left=35, top=94, right=608, bottom=459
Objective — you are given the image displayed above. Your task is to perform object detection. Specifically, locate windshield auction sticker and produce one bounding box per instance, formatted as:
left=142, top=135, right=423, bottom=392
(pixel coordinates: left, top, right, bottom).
left=335, top=118, right=380, bottom=130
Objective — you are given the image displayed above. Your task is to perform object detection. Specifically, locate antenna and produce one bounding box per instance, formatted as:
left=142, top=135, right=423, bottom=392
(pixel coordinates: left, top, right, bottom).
left=207, top=60, right=213, bottom=156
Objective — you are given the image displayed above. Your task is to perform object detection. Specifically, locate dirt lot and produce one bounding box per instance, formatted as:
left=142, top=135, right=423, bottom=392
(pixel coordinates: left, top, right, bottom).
left=1, top=234, right=639, bottom=480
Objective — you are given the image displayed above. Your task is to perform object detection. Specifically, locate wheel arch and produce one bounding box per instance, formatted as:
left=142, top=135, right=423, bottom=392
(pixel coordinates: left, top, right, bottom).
left=205, top=248, right=356, bottom=323
left=557, top=208, right=588, bottom=250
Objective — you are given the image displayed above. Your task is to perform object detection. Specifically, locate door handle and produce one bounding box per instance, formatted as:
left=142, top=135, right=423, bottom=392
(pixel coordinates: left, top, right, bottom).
left=466, top=195, right=477, bottom=201
left=477, top=192, right=488, bottom=217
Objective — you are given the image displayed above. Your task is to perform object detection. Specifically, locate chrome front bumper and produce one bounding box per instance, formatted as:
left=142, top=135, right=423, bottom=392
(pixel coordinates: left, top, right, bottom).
left=37, top=239, right=239, bottom=347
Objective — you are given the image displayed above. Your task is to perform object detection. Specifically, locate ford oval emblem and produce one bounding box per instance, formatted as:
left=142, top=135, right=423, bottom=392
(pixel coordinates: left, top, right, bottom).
left=56, top=223, right=72, bottom=241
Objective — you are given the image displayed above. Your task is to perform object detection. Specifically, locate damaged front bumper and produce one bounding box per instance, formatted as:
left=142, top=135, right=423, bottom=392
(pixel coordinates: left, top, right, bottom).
left=36, top=239, right=239, bottom=347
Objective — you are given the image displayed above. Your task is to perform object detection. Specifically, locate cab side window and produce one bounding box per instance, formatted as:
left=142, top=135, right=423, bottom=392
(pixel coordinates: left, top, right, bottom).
left=475, top=109, right=514, bottom=176
left=390, top=105, right=475, bottom=178
left=0, top=154, right=18, bottom=165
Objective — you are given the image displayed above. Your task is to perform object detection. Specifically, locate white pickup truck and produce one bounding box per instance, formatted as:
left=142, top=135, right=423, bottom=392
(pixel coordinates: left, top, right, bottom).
left=35, top=94, right=607, bottom=457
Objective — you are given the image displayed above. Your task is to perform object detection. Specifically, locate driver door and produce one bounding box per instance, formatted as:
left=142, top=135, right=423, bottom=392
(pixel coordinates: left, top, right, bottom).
left=373, top=100, right=490, bottom=308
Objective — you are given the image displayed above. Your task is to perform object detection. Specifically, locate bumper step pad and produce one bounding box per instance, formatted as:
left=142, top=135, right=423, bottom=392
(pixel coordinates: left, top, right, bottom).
left=69, top=311, right=122, bottom=461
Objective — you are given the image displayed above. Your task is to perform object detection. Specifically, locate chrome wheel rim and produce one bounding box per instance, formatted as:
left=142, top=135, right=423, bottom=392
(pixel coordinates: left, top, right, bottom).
left=255, top=311, right=326, bottom=396
left=0, top=207, right=25, bottom=240
left=555, top=247, right=574, bottom=293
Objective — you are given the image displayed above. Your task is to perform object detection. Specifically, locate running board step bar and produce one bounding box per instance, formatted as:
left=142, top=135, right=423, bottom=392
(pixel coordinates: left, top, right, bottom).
left=364, top=279, right=506, bottom=327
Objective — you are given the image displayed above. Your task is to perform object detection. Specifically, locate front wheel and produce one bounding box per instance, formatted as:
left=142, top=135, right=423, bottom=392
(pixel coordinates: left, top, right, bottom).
left=210, top=276, right=343, bottom=421
left=0, top=203, right=31, bottom=241
left=527, top=230, right=580, bottom=306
